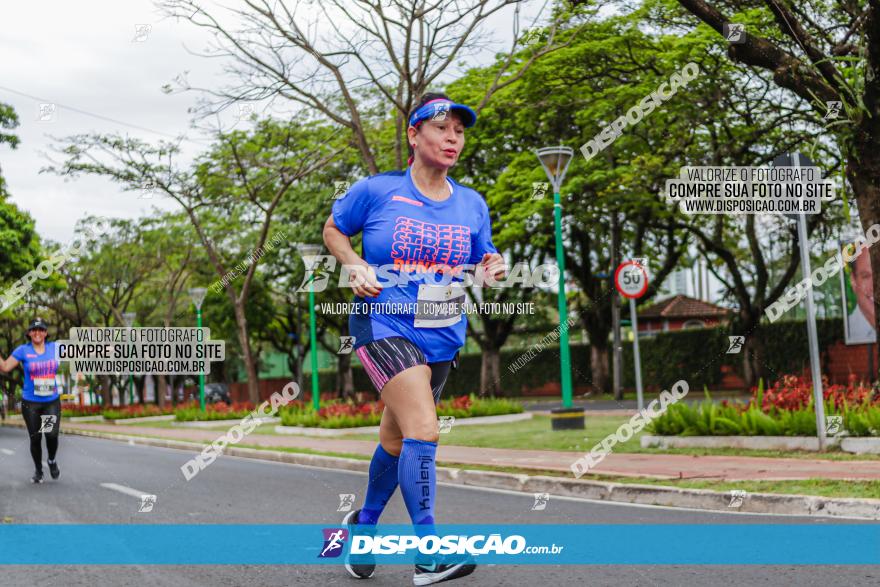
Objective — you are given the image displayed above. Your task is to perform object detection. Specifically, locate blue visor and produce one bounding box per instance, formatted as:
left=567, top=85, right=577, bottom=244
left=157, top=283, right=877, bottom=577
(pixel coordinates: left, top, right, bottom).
left=409, top=99, right=477, bottom=128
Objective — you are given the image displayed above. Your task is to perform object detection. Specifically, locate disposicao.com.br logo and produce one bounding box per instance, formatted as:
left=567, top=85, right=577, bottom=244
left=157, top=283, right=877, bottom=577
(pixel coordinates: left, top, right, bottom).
left=348, top=533, right=563, bottom=557
left=319, top=528, right=348, bottom=558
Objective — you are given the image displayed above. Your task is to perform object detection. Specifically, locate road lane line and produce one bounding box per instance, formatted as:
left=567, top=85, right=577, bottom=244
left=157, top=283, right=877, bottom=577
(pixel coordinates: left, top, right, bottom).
left=100, top=482, right=151, bottom=499
left=1, top=448, right=14, bottom=455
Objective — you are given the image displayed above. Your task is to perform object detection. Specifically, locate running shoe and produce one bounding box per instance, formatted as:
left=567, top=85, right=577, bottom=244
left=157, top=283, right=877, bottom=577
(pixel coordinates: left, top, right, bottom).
left=413, top=556, right=476, bottom=585
left=48, top=460, right=60, bottom=480
left=31, top=469, right=43, bottom=484
left=342, top=509, right=375, bottom=579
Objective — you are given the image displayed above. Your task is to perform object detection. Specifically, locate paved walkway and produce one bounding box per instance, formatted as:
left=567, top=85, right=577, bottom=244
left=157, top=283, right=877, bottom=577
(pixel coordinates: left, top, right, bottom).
left=61, top=422, right=880, bottom=482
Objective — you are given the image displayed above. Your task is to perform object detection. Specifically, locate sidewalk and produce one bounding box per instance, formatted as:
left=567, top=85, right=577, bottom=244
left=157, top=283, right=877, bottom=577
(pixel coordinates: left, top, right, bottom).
left=64, top=422, right=880, bottom=482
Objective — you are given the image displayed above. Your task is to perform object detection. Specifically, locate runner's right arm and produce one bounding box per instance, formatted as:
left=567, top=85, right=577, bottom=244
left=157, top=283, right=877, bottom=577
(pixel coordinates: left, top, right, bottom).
left=323, top=214, right=383, bottom=298
left=0, top=354, right=20, bottom=373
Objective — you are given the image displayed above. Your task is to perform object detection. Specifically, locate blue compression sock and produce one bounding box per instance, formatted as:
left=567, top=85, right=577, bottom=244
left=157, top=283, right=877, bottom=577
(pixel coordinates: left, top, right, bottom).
left=398, top=438, right=437, bottom=531
left=358, top=444, right=400, bottom=525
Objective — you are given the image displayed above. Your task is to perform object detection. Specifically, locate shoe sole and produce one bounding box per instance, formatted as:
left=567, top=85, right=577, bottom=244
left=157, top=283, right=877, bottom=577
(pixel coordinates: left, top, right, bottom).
left=413, top=562, right=476, bottom=586
left=344, top=562, right=375, bottom=580
left=342, top=509, right=374, bottom=579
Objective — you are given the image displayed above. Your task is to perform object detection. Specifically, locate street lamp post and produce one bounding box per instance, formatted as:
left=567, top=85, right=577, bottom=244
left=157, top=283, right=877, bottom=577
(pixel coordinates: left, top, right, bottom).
left=297, top=244, right=323, bottom=412
left=189, top=287, right=208, bottom=412
left=122, top=312, right=136, bottom=404
left=536, top=146, right=584, bottom=430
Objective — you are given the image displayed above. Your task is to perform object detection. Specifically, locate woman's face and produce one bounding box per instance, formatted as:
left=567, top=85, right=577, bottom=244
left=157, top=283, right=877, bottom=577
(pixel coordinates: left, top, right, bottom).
left=851, top=252, right=875, bottom=326
left=29, top=328, right=47, bottom=345
left=408, top=111, right=466, bottom=169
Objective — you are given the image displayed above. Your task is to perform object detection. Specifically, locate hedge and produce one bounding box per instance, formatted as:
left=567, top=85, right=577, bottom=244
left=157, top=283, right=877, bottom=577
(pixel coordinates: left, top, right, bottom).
left=310, top=318, right=846, bottom=397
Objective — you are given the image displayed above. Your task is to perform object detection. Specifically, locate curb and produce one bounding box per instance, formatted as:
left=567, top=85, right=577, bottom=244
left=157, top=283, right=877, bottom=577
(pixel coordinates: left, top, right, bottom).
left=175, top=417, right=280, bottom=428
left=107, top=414, right=176, bottom=425
left=642, top=434, right=880, bottom=454
left=22, top=423, right=880, bottom=521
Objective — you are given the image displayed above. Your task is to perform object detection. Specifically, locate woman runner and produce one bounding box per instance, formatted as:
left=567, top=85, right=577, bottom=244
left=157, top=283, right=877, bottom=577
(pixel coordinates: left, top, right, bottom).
left=323, top=92, right=505, bottom=585
left=0, top=318, right=63, bottom=483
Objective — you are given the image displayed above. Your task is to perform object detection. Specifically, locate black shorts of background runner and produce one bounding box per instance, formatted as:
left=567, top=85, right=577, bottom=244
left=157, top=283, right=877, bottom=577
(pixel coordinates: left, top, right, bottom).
left=356, top=336, right=452, bottom=403
left=21, top=398, right=61, bottom=471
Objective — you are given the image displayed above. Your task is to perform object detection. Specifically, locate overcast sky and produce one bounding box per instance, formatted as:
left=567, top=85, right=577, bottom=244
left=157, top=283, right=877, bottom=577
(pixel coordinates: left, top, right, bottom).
left=1, top=0, right=530, bottom=245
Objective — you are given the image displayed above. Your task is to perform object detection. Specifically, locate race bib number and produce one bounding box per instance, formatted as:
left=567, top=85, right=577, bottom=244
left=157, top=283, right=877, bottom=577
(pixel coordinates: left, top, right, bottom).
left=34, top=376, right=56, bottom=397
left=414, top=283, right=465, bottom=329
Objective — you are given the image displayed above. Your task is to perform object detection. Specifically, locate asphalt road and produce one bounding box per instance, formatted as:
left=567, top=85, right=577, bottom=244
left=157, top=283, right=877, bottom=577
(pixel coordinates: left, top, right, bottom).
left=0, top=425, right=877, bottom=586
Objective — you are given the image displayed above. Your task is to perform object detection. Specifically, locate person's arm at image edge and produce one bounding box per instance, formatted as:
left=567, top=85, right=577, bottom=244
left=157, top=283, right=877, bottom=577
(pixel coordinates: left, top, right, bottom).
left=0, top=352, right=20, bottom=373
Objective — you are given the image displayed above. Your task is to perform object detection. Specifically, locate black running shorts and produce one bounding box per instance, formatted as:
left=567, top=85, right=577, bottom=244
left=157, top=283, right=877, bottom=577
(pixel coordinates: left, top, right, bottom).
left=355, top=336, right=452, bottom=403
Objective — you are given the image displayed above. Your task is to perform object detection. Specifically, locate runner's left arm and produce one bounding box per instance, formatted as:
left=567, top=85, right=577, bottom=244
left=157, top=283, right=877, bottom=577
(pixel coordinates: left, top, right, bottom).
left=470, top=200, right=506, bottom=284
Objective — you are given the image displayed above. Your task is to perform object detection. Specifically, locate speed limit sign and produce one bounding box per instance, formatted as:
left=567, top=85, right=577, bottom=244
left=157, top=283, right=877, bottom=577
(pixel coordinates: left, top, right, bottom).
left=614, top=261, right=648, bottom=299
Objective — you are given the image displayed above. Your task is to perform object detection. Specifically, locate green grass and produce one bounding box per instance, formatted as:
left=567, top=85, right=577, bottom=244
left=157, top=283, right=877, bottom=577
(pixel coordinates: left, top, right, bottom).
left=443, top=462, right=880, bottom=500
left=344, top=413, right=643, bottom=452
left=517, top=389, right=747, bottom=404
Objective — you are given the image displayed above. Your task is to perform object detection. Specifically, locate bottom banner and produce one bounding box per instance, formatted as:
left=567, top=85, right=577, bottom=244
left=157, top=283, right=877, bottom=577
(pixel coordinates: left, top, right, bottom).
left=0, top=524, right=876, bottom=565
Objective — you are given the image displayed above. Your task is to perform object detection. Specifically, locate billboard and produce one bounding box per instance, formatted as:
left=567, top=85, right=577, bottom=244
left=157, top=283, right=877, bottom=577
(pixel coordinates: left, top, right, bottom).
left=841, top=243, right=876, bottom=345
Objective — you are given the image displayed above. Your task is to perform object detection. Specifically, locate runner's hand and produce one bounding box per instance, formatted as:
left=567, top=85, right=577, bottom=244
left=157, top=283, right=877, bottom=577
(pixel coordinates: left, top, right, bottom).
left=347, top=261, right=383, bottom=298
left=477, top=253, right=507, bottom=285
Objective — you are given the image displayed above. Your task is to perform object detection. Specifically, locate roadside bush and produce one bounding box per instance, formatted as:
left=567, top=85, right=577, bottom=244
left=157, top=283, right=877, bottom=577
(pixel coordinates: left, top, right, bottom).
left=61, top=404, right=103, bottom=417
left=649, top=378, right=880, bottom=437
left=278, top=394, right=523, bottom=429
left=174, top=401, right=256, bottom=421
left=103, top=404, right=175, bottom=420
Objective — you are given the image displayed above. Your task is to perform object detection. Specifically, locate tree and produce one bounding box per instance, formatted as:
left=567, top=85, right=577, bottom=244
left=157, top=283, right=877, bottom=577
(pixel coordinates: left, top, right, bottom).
left=47, top=119, right=340, bottom=403
left=667, top=0, right=880, bottom=357
left=160, top=0, right=577, bottom=172
left=448, top=16, right=692, bottom=395
left=0, top=102, right=41, bottom=411
left=136, top=213, right=203, bottom=407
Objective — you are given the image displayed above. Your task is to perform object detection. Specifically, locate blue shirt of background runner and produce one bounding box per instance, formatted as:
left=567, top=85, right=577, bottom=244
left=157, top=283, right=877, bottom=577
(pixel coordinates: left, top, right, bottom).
left=12, top=341, right=60, bottom=402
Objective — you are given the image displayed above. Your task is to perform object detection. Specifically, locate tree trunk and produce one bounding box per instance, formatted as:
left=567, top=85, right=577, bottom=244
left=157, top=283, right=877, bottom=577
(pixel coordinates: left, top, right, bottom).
left=233, top=302, right=260, bottom=404
left=4, top=379, right=14, bottom=416
left=590, top=342, right=610, bottom=395
left=337, top=352, right=354, bottom=400
left=157, top=373, right=167, bottom=408
left=480, top=347, right=501, bottom=397
left=289, top=345, right=304, bottom=395
left=741, top=336, right=764, bottom=389
left=101, top=375, right=112, bottom=406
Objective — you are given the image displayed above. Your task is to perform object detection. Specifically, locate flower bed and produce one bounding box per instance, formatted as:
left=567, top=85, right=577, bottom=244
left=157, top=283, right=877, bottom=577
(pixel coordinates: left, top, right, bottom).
left=174, top=401, right=257, bottom=421
left=278, top=394, right=524, bottom=429
left=649, top=376, right=880, bottom=437
left=61, top=404, right=104, bottom=418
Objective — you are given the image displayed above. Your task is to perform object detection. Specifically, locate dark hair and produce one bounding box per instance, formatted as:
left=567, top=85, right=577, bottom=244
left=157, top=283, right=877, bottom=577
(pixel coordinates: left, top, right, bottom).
left=407, top=92, right=451, bottom=165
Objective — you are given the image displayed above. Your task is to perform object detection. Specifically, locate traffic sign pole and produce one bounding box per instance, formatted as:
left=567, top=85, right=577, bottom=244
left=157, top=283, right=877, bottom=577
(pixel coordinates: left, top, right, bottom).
left=629, top=297, right=644, bottom=412
left=615, top=260, right=649, bottom=413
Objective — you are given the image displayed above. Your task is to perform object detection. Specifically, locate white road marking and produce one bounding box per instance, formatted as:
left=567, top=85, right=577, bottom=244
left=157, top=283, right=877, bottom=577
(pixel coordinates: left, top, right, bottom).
left=0, top=448, right=14, bottom=455
left=100, top=482, right=151, bottom=499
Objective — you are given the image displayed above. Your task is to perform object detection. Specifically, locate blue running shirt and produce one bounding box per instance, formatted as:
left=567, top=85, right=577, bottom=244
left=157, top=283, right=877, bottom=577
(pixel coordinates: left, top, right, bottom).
left=332, top=167, right=498, bottom=362
left=12, top=341, right=60, bottom=402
